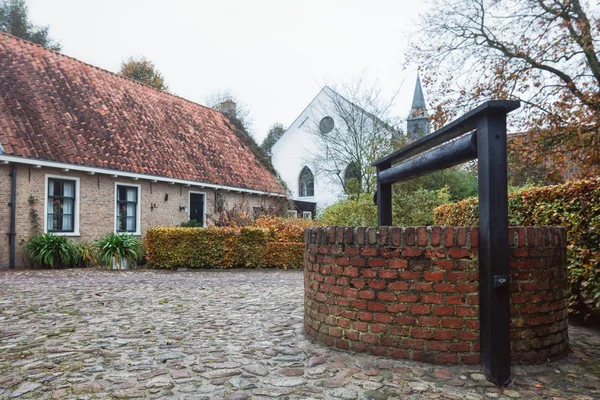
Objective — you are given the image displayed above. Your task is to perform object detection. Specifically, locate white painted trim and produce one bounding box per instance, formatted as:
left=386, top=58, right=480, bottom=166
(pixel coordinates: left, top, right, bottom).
left=297, top=165, right=316, bottom=199
left=44, top=174, right=81, bottom=236
left=287, top=210, right=298, bottom=218
left=0, top=154, right=287, bottom=198
left=114, top=182, right=142, bottom=236
left=303, top=211, right=313, bottom=219
left=188, top=190, right=207, bottom=227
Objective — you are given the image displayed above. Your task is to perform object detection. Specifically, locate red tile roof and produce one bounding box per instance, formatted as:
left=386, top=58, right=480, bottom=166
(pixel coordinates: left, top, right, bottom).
left=0, top=33, right=286, bottom=195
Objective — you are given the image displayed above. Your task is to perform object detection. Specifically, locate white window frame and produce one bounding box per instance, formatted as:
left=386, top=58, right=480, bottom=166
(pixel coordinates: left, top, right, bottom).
left=288, top=210, right=298, bottom=218
left=303, top=211, right=312, bottom=219
left=188, top=190, right=207, bottom=227
left=44, top=174, right=80, bottom=236
left=114, top=182, right=141, bottom=235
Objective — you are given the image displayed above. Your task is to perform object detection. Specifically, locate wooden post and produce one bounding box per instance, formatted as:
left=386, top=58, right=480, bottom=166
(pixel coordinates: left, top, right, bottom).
left=476, top=111, right=511, bottom=386
left=377, top=162, right=392, bottom=226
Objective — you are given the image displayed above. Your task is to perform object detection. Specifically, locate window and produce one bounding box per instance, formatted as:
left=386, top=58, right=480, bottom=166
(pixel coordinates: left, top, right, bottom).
left=116, top=184, right=140, bottom=234
left=299, top=166, right=314, bottom=197
left=319, top=116, right=334, bottom=134
left=302, top=211, right=312, bottom=219
left=46, top=177, right=79, bottom=233
left=288, top=210, right=298, bottom=218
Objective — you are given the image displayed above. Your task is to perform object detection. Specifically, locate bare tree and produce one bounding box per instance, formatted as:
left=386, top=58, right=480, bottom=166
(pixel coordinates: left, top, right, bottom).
left=411, top=0, right=600, bottom=176
left=309, top=79, right=401, bottom=197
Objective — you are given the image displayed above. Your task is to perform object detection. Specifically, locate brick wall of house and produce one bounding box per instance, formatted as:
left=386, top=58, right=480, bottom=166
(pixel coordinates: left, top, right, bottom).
left=0, top=164, right=285, bottom=268
left=304, top=226, right=569, bottom=365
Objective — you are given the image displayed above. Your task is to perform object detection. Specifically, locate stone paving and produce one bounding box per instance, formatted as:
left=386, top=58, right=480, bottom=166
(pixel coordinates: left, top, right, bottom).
left=0, top=269, right=598, bottom=400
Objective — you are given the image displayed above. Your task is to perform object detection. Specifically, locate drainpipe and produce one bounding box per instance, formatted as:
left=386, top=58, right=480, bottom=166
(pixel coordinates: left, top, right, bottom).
left=8, top=164, right=16, bottom=269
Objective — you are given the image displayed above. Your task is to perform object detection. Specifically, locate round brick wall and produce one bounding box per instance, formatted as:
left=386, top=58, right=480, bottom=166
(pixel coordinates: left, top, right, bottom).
left=304, top=226, right=568, bottom=365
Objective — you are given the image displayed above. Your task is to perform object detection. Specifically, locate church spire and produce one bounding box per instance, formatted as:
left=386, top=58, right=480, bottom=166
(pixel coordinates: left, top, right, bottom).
left=406, top=73, right=430, bottom=141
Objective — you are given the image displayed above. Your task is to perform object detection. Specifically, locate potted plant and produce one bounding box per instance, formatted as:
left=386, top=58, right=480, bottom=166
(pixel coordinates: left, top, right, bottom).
left=95, top=232, right=143, bottom=270
left=74, top=242, right=96, bottom=268
left=25, top=233, right=78, bottom=269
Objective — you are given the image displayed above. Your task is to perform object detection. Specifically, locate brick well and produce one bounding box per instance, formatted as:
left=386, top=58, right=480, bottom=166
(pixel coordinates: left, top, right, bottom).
left=303, top=226, right=569, bottom=364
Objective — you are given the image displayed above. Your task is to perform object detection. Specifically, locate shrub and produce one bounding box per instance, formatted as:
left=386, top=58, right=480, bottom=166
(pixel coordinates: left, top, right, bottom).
left=26, top=233, right=78, bottom=268
left=319, top=193, right=378, bottom=226
left=74, top=241, right=96, bottom=268
left=434, top=177, right=600, bottom=316
left=146, top=217, right=315, bottom=270
left=95, top=232, right=144, bottom=269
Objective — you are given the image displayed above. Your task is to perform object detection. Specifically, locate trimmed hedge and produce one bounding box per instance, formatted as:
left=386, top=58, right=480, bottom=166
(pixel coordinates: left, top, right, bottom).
left=434, top=177, right=600, bottom=315
left=146, top=217, right=313, bottom=269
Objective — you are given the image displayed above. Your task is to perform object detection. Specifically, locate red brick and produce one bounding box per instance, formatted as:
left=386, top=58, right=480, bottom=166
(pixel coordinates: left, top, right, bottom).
left=422, top=294, right=443, bottom=304
left=349, top=258, right=365, bottom=267
left=431, top=226, right=441, bottom=246
left=430, top=302, right=453, bottom=315
left=417, top=317, right=440, bottom=327
left=457, top=283, right=478, bottom=293
left=397, top=294, right=419, bottom=303
left=405, top=227, right=415, bottom=246
left=410, top=282, right=432, bottom=292
left=329, top=327, right=342, bottom=337
left=449, top=248, right=469, bottom=258
left=344, top=266, right=359, bottom=276
left=424, top=271, right=445, bottom=281
left=427, top=341, right=449, bottom=351
left=447, top=271, right=467, bottom=282
left=378, top=292, right=397, bottom=302
left=388, top=259, right=408, bottom=269
left=444, top=228, right=454, bottom=246
left=425, top=248, right=447, bottom=259
left=353, top=322, right=368, bottom=332
left=358, top=312, right=374, bottom=321
left=389, top=281, right=409, bottom=291
left=343, top=288, right=358, bottom=298
left=370, top=323, right=387, bottom=333
left=449, top=342, right=470, bottom=352
left=374, top=313, right=394, bottom=323
left=396, top=315, right=416, bottom=325
left=335, top=338, right=350, bottom=350
left=335, top=257, right=349, bottom=266
left=388, top=303, right=409, bottom=313
left=351, top=279, right=366, bottom=289
left=457, top=227, right=467, bottom=246
left=411, top=328, right=433, bottom=339
left=434, top=260, right=454, bottom=270
left=402, top=338, right=425, bottom=349
left=391, top=227, right=401, bottom=246
left=434, top=283, right=456, bottom=293
left=470, top=228, right=479, bottom=247
left=351, top=299, right=367, bottom=309
left=379, top=270, right=398, bottom=279
left=436, top=353, right=458, bottom=363
left=361, top=247, right=378, bottom=256
left=461, top=354, right=480, bottom=364
left=446, top=295, right=466, bottom=305
left=368, top=280, right=387, bottom=290
left=401, top=271, right=421, bottom=280
left=456, top=306, right=478, bottom=317
left=402, top=248, right=423, bottom=257
left=410, top=305, right=431, bottom=315
left=458, top=331, right=478, bottom=341
left=368, top=258, right=386, bottom=267
left=464, top=320, right=479, bottom=329
left=358, top=290, right=375, bottom=300
left=434, top=330, right=456, bottom=340
left=381, top=336, right=399, bottom=347
left=361, top=269, right=377, bottom=279
left=337, top=318, right=351, bottom=328
left=442, top=318, right=463, bottom=329
left=367, top=302, right=386, bottom=312
left=417, top=227, right=428, bottom=247
left=361, top=333, right=379, bottom=344
left=390, top=348, right=409, bottom=359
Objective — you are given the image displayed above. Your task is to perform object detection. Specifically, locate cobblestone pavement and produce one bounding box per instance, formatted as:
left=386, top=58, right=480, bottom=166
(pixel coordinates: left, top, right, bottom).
left=0, top=269, right=598, bottom=400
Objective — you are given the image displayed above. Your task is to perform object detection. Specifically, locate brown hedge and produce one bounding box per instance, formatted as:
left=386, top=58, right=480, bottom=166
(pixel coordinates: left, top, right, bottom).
left=434, top=177, right=600, bottom=315
left=146, top=225, right=304, bottom=269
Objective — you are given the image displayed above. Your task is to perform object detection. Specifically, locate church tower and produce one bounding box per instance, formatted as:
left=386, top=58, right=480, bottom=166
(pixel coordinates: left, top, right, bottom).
left=406, top=73, right=430, bottom=141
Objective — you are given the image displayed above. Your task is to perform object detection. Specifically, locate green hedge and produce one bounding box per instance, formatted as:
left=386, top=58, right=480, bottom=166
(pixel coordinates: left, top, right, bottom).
left=434, top=177, right=600, bottom=315
left=146, top=226, right=304, bottom=269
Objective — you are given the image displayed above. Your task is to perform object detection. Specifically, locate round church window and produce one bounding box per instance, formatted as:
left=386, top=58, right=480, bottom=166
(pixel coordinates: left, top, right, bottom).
left=319, top=116, right=334, bottom=134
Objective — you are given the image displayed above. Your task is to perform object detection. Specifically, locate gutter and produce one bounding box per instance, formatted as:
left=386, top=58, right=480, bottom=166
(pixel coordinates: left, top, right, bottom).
left=8, top=164, right=16, bottom=269
left=0, top=155, right=288, bottom=198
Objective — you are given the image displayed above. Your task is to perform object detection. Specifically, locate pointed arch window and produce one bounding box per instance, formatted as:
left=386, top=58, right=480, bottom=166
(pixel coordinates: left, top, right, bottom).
left=299, top=166, right=314, bottom=197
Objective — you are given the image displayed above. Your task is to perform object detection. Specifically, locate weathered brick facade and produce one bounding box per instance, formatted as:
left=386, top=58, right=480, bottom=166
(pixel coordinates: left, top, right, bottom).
left=304, top=226, right=569, bottom=365
left=0, top=164, right=285, bottom=269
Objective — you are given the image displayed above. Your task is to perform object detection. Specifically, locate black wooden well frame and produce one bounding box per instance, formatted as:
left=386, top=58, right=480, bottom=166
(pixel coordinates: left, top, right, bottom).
left=372, top=100, right=520, bottom=386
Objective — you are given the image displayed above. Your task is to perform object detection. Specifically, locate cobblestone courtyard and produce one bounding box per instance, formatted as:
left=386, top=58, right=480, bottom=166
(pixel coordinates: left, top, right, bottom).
left=0, top=269, right=598, bottom=400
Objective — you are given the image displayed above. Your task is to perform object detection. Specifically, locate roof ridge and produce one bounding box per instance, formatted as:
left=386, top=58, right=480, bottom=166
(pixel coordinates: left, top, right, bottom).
left=0, top=31, right=221, bottom=116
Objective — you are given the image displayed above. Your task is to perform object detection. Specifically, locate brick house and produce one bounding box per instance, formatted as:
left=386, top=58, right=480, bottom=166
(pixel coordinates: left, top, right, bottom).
left=0, top=33, right=287, bottom=269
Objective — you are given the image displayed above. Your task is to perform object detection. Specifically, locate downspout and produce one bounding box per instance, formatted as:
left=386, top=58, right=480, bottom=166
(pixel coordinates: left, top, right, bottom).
left=8, top=164, right=16, bottom=269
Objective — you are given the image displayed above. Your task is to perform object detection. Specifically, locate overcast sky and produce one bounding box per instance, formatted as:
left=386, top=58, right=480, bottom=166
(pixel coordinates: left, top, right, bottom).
left=27, top=0, right=430, bottom=142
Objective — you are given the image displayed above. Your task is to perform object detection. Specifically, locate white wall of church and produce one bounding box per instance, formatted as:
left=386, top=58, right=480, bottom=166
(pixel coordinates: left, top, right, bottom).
left=271, top=88, right=346, bottom=212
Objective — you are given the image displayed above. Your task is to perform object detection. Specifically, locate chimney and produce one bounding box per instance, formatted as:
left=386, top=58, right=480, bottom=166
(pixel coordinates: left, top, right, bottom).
left=219, top=100, right=237, bottom=119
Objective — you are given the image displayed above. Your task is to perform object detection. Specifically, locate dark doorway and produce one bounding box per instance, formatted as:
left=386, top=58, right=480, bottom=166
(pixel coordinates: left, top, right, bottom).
left=189, top=192, right=205, bottom=226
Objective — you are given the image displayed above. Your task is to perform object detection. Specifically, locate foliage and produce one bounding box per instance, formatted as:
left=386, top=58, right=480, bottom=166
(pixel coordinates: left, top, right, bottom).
left=434, top=177, right=600, bottom=316
left=261, top=123, right=286, bottom=152
left=119, top=56, right=169, bottom=91
left=206, top=89, right=253, bottom=132
left=26, top=233, right=77, bottom=268
left=0, top=0, right=61, bottom=50
left=394, top=186, right=450, bottom=226
left=181, top=219, right=204, bottom=228
left=74, top=241, right=96, bottom=268
left=311, top=78, right=401, bottom=196
left=146, top=217, right=317, bottom=269
left=95, top=232, right=144, bottom=268
left=411, top=0, right=600, bottom=177
left=319, top=194, right=378, bottom=226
